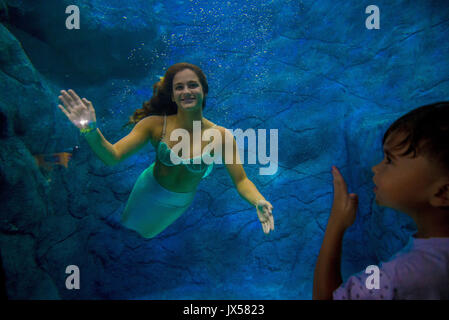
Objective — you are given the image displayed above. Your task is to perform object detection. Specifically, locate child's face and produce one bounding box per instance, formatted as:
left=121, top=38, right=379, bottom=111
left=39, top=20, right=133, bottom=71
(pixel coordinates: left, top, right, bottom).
left=371, top=131, right=445, bottom=214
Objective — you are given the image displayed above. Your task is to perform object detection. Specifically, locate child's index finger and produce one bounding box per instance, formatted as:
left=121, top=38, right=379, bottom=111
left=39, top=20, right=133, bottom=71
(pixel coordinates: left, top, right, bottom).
left=332, top=166, right=349, bottom=195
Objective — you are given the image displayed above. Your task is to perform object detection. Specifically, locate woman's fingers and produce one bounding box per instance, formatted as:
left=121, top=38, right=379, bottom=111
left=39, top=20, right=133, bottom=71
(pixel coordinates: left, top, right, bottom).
left=260, top=213, right=267, bottom=233
left=58, top=104, right=70, bottom=117
left=264, top=207, right=272, bottom=230
left=263, top=222, right=269, bottom=234
left=59, top=91, right=74, bottom=110
left=58, top=104, right=74, bottom=122
left=60, top=90, right=83, bottom=110
left=261, top=217, right=273, bottom=234
left=264, top=205, right=274, bottom=229
left=68, top=89, right=82, bottom=104
left=257, top=202, right=274, bottom=234
left=82, top=98, right=94, bottom=113
left=263, top=205, right=274, bottom=232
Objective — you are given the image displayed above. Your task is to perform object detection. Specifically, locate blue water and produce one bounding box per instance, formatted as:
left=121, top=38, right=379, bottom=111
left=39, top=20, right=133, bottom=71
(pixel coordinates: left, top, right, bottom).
left=0, top=0, right=448, bottom=299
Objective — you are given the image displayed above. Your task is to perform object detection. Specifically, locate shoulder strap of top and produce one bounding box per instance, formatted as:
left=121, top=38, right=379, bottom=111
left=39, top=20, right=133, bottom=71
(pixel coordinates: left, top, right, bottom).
left=161, top=114, right=167, bottom=141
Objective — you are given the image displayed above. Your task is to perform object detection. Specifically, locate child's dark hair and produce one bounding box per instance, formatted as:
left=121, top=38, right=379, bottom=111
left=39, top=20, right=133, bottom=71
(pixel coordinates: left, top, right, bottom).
left=382, top=101, right=449, bottom=174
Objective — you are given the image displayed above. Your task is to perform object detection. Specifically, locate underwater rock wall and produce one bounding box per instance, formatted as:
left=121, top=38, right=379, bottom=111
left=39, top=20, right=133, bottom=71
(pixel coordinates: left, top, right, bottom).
left=4, top=0, right=163, bottom=84
left=0, top=0, right=448, bottom=299
left=0, top=22, right=61, bottom=299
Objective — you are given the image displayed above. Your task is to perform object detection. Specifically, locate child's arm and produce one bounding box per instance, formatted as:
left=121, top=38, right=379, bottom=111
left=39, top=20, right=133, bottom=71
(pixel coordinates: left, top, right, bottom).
left=312, top=216, right=346, bottom=299
left=313, top=166, right=358, bottom=300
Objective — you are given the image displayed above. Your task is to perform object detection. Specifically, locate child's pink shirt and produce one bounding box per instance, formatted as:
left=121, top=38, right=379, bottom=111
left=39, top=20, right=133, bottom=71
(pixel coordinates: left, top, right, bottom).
left=333, top=236, right=449, bottom=300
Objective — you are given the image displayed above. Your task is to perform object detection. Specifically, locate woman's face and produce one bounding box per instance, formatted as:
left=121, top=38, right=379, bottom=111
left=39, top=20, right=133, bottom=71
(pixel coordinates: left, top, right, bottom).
left=171, top=69, right=205, bottom=111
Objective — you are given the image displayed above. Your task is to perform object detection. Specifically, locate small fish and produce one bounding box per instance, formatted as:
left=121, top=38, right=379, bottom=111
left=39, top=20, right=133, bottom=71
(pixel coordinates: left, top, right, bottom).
left=33, top=152, right=72, bottom=170
left=33, top=147, right=78, bottom=170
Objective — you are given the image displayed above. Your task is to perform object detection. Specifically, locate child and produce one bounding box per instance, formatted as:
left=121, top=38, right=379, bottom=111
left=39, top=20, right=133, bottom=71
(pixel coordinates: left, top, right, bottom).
left=313, top=101, right=449, bottom=300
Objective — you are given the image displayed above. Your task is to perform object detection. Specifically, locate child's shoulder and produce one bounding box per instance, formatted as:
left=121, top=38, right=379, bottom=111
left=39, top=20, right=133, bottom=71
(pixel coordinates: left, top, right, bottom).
left=388, top=237, right=449, bottom=264
left=334, top=238, right=449, bottom=300
left=384, top=237, right=449, bottom=291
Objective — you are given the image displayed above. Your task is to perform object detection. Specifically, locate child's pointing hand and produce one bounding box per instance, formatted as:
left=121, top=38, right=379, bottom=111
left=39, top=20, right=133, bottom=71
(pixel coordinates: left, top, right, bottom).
left=329, top=166, right=358, bottom=230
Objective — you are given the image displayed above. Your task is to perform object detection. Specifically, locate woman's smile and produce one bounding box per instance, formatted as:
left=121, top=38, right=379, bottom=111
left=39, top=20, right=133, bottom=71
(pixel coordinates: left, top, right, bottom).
left=182, top=97, right=195, bottom=103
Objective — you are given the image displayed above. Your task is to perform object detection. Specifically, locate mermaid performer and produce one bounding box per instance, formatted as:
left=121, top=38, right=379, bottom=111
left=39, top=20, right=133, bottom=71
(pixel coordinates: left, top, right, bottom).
left=58, top=62, right=274, bottom=239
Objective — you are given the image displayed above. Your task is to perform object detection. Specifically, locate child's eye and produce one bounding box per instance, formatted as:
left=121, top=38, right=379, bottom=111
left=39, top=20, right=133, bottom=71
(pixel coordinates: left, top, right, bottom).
left=385, top=155, right=392, bottom=164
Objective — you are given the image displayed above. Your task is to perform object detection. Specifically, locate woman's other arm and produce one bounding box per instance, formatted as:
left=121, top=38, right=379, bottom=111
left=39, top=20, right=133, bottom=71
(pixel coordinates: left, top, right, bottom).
left=219, top=127, right=274, bottom=234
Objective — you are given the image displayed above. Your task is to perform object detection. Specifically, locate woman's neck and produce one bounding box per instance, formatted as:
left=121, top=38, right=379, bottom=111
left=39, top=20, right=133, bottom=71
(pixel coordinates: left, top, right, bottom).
left=175, top=109, right=204, bottom=132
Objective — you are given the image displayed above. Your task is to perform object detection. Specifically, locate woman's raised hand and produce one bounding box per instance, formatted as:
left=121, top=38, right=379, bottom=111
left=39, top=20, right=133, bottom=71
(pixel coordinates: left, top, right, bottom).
left=58, top=89, right=97, bottom=130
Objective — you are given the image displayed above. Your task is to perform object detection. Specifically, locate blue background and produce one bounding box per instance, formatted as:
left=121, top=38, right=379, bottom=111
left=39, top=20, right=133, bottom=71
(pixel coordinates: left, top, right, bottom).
left=0, top=0, right=448, bottom=299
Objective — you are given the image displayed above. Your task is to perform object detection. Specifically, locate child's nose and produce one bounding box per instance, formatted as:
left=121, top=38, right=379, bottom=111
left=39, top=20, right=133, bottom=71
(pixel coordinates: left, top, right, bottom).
left=371, top=163, right=379, bottom=174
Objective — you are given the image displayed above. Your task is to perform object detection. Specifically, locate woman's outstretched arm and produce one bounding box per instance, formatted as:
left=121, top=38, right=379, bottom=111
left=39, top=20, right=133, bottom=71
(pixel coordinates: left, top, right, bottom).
left=219, top=127, right=274, bottom=234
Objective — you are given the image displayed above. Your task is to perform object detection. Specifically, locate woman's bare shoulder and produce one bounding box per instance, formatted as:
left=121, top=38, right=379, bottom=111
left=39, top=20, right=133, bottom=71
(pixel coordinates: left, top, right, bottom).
left=204, top=118, right=222, bottom=130
left=208, top=120, right=229, bottom=134
left=139, top=115, right=164, bottom=147
left=207, top=121, right=232, bottom=147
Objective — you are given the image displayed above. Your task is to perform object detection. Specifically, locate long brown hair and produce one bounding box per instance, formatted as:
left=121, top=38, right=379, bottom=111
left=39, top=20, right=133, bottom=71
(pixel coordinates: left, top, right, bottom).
left=122, top=62, right=209, bottom=128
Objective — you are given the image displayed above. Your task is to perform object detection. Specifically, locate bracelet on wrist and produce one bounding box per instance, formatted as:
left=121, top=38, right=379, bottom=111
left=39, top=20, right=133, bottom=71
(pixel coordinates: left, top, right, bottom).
left=80, top=121, right=98, bottom=135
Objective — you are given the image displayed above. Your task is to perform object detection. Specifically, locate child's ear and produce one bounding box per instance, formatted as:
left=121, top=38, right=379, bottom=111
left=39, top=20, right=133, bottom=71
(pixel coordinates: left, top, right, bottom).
left=430, top=182, right=449, bottom=208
